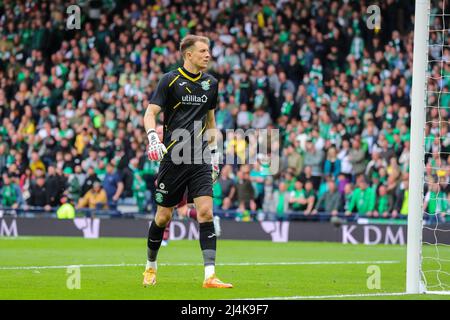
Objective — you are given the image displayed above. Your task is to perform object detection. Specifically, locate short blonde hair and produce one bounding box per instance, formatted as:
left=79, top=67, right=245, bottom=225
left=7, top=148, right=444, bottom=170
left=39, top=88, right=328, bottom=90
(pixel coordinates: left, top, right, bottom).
left=179, top=35, right=210, bottom=58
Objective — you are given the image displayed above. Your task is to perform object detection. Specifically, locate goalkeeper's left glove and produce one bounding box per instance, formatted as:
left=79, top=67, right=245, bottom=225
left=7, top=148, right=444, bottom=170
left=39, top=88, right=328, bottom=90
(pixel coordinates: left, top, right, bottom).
left=210, top=145, right=220, bottom=183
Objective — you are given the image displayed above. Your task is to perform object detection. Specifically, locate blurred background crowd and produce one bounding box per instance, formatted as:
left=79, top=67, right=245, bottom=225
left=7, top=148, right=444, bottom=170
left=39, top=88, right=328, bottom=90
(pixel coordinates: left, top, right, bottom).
left=0, top=0, right=448, bottom=221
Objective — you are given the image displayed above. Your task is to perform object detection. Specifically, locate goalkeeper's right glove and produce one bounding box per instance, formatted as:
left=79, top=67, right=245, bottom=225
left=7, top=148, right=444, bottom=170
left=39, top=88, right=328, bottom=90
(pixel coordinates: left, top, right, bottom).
left=147, top=129, right=167, bottom=161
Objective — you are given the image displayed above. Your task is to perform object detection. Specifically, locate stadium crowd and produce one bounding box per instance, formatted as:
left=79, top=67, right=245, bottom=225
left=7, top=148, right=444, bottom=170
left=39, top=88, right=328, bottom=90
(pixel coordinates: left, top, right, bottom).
left=0, top=0, right=449, bottom=221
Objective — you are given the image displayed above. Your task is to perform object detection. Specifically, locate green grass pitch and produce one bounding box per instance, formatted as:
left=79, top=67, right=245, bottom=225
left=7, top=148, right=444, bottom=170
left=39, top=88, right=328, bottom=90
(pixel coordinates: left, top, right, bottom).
left=0, top=237, right=449, bottom=300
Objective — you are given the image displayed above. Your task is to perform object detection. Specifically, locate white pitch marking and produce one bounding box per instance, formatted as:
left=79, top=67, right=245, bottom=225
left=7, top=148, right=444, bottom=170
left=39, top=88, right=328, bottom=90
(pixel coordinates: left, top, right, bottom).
left=234, top=292, right=414, bottom=300
left=0, top=260, right=400, bottom=270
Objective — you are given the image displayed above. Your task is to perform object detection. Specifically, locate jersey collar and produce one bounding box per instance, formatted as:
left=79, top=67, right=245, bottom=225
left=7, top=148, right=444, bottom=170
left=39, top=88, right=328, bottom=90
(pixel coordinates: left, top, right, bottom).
left=178, top=67, right=202, bottom=82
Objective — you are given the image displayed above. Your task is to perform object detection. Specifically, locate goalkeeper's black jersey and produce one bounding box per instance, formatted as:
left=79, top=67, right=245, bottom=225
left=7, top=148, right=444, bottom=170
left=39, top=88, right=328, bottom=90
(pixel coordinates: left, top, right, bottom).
left=149, top=67, right=218, bottom=163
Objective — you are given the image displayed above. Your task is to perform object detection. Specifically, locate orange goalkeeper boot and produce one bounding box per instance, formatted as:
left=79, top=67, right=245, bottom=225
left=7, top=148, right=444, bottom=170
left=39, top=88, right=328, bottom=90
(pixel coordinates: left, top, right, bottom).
left=203, top=274, right=233, bottom=288
left=142, top=268, right=157, bottom=287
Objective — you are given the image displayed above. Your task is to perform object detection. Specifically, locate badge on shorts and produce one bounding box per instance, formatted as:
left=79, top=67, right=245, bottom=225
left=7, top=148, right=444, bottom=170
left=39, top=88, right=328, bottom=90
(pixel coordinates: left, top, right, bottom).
left=201, top=80, right=210, bottom=91
left=155, top=193, right=163, bottom=203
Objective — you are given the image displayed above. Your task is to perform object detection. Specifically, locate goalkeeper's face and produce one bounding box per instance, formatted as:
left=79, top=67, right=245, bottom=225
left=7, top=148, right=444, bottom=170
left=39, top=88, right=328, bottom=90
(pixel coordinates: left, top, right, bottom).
left=187, top=41, right=211, bottom=71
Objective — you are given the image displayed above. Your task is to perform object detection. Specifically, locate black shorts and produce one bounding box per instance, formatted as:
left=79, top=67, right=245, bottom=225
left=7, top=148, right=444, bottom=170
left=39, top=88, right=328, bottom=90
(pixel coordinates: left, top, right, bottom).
left=154, top=162, right=212, bottom=208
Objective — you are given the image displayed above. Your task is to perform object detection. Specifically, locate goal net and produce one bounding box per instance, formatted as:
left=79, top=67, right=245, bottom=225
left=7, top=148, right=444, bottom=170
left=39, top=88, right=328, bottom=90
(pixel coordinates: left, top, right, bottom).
left=421, top=0, right=450, bottom=294
left=408, top=0, right=450, bottom=294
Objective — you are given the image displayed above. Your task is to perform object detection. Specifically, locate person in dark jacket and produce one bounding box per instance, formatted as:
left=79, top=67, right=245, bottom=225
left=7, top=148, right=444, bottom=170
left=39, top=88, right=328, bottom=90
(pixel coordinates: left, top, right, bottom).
left=45, top=165, right=66, bottom=207
left=28, top=176, right=51, bottom=210
left=236, top=168, right=256, bottom=212
left=312, top=180, right=342, bottom=216
left=81, top=167, right=100, bottom=197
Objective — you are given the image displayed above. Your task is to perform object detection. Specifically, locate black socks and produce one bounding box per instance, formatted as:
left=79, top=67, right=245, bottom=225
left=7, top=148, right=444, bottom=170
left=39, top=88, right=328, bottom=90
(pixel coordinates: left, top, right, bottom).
left=199, top=221, right=217, bottom=266
left=147, top=220, right=166, bottom=262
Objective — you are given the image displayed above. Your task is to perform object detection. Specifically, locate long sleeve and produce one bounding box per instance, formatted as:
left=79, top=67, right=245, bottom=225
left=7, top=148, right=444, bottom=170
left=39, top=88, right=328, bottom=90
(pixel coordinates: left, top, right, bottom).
left=348, top=189, right=358, bottom=212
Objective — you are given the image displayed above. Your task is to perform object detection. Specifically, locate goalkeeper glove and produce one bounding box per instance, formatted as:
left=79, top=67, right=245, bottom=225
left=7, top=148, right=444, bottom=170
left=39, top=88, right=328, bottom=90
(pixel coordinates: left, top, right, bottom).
left=210, top=145, right=220, bottom=183
left=147, top=129, right=167, bottom=161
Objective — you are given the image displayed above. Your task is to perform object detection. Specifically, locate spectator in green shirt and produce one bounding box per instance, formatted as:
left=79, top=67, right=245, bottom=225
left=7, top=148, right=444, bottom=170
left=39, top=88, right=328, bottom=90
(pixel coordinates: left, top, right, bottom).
left=345, top=175, right=376, bottom=216
left=1, top=174, right=18, bottom=208
left=132, top=172, right=147, bottom=212
left=424, top=182, right=448, bottom=223
left=271, top=181, right=290, bottom=220
left=373, top=185, right=393, bottom=218
left=289, top=181, right=308, bottom=212
left=302, top=180, right=317, bottom=215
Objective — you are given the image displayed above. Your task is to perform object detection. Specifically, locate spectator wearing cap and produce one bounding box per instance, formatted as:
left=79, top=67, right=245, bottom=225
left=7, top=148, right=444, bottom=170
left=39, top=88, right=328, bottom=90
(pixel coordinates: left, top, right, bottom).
left=77, top=181, right=107, bottom=210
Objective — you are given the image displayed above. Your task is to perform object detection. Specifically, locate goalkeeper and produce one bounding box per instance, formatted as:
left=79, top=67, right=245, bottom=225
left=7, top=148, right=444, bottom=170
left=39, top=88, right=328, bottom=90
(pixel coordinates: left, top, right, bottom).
left=142, top=35, right=232, bottom=289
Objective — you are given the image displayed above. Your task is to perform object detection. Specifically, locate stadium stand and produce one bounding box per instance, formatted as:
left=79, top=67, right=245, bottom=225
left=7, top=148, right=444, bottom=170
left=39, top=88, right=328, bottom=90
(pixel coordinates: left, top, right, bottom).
left=0, top=0, right=448, bottom=222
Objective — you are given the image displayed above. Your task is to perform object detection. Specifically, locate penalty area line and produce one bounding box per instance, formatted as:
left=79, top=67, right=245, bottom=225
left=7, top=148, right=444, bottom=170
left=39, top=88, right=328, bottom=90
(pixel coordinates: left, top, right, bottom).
left=0, top=260, right=400, bottom=270
left=234, top=292, right=412, bottom=300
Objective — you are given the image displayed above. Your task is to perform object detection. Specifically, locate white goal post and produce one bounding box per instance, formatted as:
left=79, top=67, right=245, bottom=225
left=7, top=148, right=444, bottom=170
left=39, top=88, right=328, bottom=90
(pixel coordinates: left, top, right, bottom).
left=406, top=0, right=429, bottom=295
